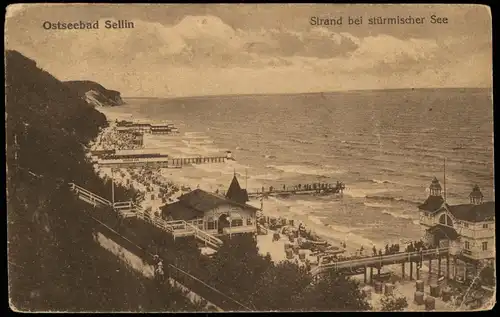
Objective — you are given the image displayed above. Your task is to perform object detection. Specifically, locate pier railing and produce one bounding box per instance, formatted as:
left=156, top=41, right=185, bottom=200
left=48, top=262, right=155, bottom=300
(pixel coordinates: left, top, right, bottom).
left=311, top=247, right=449, bottom=276
left=247, top=183, right=345, bottom=198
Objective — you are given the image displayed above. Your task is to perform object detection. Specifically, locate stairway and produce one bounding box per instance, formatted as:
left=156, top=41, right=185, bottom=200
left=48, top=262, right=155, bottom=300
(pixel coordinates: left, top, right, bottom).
left=186, top=222, right=223, bottom=249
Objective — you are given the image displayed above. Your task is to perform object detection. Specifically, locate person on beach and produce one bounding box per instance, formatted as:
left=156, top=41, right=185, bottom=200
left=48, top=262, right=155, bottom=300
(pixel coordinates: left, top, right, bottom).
left=373, top=245, right=377, bottom=256
left=155, top=260, right=165, bottom=282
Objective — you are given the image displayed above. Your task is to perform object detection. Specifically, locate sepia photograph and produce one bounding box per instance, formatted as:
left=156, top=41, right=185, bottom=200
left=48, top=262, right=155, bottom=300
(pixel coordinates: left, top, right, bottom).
left=5, top=3, right=494, bottom=312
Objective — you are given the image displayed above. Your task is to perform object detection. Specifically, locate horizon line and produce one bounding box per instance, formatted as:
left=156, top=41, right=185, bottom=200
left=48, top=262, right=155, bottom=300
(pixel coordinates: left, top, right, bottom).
left=122, top=86, right=492, bottom=100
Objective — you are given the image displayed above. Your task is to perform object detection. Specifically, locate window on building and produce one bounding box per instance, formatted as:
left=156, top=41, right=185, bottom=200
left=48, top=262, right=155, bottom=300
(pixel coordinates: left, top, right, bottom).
left=482, top=242, right=488, bottom=251
left=231, top=219, right=243, bottom=227
left=247, top=218, right=253, bottom=226
left=464, top=222, right=469, bottom=228
left=439, top=214, right=454, bottom=227
left=465, top=241, right=470, bottom=250
left=207, top=221, right=215, bottom=230
left=483, top=224, right=488, bottom=229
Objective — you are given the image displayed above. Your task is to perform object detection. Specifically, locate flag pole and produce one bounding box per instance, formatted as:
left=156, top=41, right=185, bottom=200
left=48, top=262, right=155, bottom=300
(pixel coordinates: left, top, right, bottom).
left=443, top=157, right=447, bottom=202
left=111, top=168, right=115, bottom=205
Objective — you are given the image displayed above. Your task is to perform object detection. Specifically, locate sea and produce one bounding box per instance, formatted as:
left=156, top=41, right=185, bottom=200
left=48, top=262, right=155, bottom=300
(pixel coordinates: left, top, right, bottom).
left=98, top=88, right=494, bottom=250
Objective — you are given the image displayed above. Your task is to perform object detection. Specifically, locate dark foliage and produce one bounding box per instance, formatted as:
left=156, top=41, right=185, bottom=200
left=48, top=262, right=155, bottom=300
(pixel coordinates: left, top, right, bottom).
left=6, top=50, right=194, bottom=312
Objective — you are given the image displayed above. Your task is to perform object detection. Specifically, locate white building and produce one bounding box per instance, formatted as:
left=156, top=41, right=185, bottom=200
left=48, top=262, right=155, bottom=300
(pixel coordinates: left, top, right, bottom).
left=161, top=175, right=258, bottom=236
left=418, top=177, right=495, bottom=277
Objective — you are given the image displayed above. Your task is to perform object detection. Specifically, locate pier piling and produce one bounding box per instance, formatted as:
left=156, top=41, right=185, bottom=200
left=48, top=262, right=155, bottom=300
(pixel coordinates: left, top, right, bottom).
left=364, top=267, right=367, bottom=284
left=446, top=255, right=450, bottom=280
left=370, top=267, right=373, bottom=284
left=402, top=262, right=405, bottom=278
left=409, top=261, right=413, bottom=280
left=453, top=257, right=457, bottom=279
left=438, top=257, right=442, bottom=277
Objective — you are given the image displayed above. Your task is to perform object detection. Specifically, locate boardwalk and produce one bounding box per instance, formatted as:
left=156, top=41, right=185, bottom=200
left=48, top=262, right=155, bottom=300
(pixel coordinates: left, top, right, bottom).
left=248, top=182, right=345, bottom=198
left=312, top=248, right=451, bottom=283
left=96, top=155, right=231, bottom=168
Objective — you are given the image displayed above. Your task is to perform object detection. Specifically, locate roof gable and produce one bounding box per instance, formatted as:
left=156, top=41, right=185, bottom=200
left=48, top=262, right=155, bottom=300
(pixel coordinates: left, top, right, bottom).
left=161, top=201, right=202, bottom=221
left=178, top=189, right=258, bottom=213
left=448, top=201, right=495, bottom=222
left=418, top=195, right=445, bottom=212
left=427, top=224, right=460, bottom=240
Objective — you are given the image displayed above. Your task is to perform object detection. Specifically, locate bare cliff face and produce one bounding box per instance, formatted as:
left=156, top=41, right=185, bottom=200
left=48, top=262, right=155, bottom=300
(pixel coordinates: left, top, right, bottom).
left=64, top=80, right=124, bottom=107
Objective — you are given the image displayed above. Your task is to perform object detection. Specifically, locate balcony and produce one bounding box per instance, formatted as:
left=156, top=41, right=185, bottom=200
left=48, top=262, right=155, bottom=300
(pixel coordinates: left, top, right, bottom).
left=222, top=225, right=256, bottom=235
left=461, top=249, right=495, bottom=260
left=473, top=229, right=495, bottom=239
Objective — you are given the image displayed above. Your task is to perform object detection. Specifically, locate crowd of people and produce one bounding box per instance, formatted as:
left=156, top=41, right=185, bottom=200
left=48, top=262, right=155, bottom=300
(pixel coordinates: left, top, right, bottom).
left=95, top=127, right=143, bottom=151
left=317, top=239, right=435, bottom=266
left=404, top=239, right=430, bottom=252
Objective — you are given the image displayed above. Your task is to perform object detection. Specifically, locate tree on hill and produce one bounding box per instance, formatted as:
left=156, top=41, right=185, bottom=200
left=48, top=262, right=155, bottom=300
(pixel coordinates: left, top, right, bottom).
left=479, top=263, right=495, bottom=286
left=379, top=294, right=408, bottom=311
left=251, top=261, right=312, bottom=311
left=205, top=234, right=272, bottom=307
left=301, top=272, right=372, bottom=311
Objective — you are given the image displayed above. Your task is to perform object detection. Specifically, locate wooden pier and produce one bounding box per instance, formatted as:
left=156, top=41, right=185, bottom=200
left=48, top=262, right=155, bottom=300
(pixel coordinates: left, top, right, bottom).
left=248, top=182, right=345, bottom=198
left=312, top=247, right=451, bottom=284
left=170, top=156, right=229, bottom=167
left=96, top=155, right=231, bottom=169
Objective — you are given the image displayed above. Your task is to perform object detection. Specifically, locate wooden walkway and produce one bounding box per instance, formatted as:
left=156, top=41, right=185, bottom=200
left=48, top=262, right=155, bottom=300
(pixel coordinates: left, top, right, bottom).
left=68, top=183, right=223, bottom=249
left=96, top=155, right=230, bottom=169
left=312, top=247, right=451, bottom=282
left=248, top=184, right=344, bottom=198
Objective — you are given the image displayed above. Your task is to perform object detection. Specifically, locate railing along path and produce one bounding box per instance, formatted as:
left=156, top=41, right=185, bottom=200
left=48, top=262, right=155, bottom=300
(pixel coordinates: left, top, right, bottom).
left=69, top=183, right=222, bottom=249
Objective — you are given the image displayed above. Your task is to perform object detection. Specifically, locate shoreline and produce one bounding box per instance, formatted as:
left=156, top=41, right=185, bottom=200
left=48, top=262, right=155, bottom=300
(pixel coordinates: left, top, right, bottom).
left=90, top=107, right=493, bottom=312
left=91, top=107, right=424, bottom=266
left=93, top=105, right=432, bottom=254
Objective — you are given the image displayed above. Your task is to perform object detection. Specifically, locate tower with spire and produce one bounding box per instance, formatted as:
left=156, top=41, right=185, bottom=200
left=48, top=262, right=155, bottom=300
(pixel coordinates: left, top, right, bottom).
left=429, top=177, right=442, bottom=197
left=225, top=171, right=249, bottom=204
left=469, top=185, right=484, bottom=205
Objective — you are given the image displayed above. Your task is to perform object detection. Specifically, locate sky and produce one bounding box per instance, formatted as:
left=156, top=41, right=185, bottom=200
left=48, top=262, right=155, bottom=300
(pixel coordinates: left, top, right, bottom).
left=5, top=4, right=492, bottom=97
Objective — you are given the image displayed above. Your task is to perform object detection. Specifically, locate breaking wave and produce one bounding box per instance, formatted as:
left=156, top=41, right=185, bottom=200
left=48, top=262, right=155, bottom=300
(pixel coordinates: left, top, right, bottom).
left=290, top=138, right=313, bottom=145
left=366, top=195, right=420, bottom=206
left=267, top=164, right=345, bottom=176
left=363, top=202, right=393, bottom=209
left=371, top=179, right=391, bottom=184
left=381, top=209, right=415, bottom=221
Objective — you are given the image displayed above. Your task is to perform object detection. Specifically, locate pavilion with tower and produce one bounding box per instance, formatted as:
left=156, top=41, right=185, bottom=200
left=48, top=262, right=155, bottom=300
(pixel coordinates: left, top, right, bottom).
left=161, top=173, right=258, bottom=236
left=417, top=177, right=495, bottom=281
